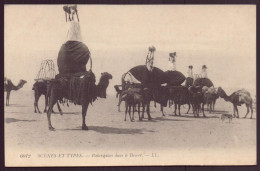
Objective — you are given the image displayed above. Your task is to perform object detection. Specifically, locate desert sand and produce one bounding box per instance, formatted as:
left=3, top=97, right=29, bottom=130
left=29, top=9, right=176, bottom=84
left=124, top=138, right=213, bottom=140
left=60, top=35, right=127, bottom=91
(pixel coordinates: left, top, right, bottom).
left=4, top=89, right=256, bottom=166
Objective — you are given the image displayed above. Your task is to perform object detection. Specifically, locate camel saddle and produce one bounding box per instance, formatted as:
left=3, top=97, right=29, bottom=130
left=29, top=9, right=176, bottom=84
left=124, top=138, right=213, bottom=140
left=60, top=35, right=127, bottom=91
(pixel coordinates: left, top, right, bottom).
left=51, top=71, right=96, bottom=105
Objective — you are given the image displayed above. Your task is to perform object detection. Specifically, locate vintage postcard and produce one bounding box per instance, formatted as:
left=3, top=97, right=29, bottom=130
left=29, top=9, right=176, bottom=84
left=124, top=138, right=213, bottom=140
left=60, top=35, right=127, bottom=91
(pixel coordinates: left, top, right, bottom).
left=4, top=5, right=256, bottom=166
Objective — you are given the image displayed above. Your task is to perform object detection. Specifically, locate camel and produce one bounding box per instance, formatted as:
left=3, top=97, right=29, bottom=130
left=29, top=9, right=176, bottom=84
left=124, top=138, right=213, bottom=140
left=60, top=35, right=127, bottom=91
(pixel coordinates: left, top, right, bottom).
left=4, top=78, right=27, bottom=106
left=185, top=77, right=194, bottom=88
left=121, top=88, right=143, bottom=121
left=32, top=80, right=62, bottom=114
left=202, top=86, right=219, bottom=113
left=46, top=72, right=112, bottom=131
left=189, top=86, right=206, bottom=117
left=168, top=86, right=192, bottom=116
left=217, top=87, right=253, bottom=118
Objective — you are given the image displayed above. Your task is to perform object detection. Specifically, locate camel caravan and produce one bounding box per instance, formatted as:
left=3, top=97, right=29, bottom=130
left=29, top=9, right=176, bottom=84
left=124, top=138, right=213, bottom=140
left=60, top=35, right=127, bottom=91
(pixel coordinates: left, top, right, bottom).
left=4, top=5, right=255, bottom=131
left=114, top=47, right=254, bottom=121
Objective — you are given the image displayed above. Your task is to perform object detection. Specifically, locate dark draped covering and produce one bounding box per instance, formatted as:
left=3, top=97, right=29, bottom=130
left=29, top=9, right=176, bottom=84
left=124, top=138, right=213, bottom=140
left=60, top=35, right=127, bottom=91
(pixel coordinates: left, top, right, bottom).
left=128, top=65, right=186, bottom=87
left=49, top=72, right=96, bottom=105
left=57, top=41, right=90, bottom=74
left=165, top=70, right=186, bottom=86
left=129, top=65, right=167, bottom=88
left=193, top=78, right=214, bottom=87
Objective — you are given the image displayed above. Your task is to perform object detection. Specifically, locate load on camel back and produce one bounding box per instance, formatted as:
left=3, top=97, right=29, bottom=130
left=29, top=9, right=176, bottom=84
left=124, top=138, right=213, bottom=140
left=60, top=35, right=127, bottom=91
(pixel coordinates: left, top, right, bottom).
left=121, top=47, right=186, bottom=109
left=45, top=5, right=112, bottom=131
left=193, top=65, right=214, bottom=88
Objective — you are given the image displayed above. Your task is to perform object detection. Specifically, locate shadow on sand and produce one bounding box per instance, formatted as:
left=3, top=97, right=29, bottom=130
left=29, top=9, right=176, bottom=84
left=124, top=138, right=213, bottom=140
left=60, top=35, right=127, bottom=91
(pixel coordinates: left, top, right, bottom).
left=64, top=126, right=145, bottom=135
left=212, top=110, right=230, bottom=114
left=52, top=112, right=81, bottom=115
left=168, top=114, right=220, bottom=119
left=5, top=118, right=37, bottom=124
left=5, top=104, right=29, bottom=107
left=152, top=116, right=191, bottom=122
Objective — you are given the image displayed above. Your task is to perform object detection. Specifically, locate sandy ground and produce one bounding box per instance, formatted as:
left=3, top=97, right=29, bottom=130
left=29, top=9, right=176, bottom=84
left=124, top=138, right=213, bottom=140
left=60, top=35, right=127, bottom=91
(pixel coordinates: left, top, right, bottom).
left=4, top=89, right=257, bottom=166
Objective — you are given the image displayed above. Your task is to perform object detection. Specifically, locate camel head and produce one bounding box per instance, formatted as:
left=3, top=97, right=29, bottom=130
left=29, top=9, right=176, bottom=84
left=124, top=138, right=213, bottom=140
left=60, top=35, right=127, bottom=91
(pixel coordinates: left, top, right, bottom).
left=217, top=87, right=226, bottom=98
left=18, top=79, right=27, bottom=88
left=97, top=72, right=112, bottom=98
left=20, top=79, right=27, bottom=84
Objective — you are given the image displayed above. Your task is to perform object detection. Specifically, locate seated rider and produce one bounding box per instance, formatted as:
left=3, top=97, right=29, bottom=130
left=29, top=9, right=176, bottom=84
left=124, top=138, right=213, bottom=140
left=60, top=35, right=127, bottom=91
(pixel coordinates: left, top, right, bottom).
left=201, top=65, right=208, bottom=78
left=187, top=65, right=193, bottom=79
left=168, top=52, right=176, bottom=71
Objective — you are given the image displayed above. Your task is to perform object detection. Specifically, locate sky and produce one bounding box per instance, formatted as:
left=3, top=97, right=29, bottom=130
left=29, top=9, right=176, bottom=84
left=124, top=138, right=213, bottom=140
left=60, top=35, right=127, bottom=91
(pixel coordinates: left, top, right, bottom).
left=4, top=5, right=256, bottom=95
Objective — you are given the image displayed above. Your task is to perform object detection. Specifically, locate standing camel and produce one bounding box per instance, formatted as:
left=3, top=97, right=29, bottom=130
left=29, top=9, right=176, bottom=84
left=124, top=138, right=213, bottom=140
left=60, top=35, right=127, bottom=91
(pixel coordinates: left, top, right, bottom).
left=32, top=80, right=62, bottom=114
left=4, top=78, right=27, bottom=106
left=47, top=72, right=112, bottom=131
left=217, top=87, right=253, bottom=118
left=202, top=86, right=219, bottom=113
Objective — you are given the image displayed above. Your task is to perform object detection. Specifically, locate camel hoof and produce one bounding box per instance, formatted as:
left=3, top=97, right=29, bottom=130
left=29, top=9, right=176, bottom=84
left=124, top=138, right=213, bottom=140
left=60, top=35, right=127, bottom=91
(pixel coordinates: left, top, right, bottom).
left=148, top=117, right=152, bottom=121
left=82, top=125, right=88, bottom=130
left=250, top=117, right=252, bottom=119
left=49, top=127, right=55, bottom=131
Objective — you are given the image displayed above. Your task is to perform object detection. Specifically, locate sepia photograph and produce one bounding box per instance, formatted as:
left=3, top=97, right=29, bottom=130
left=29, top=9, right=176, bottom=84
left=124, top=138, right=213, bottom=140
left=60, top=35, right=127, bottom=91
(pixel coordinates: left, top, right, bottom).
left=4, top=5, right=256, bottom=166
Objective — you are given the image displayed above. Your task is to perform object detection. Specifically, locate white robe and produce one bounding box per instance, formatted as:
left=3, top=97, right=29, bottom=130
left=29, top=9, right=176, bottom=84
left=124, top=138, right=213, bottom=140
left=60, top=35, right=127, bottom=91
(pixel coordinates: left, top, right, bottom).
left=168, top=61, right=176, bottom=71
left=66, top=21, right=82, bottom=42
left=187, top=69, right=193, bottom=78
left=124, top=72, right=141, bottom=84
left=201, top=69, right=208, bottom=78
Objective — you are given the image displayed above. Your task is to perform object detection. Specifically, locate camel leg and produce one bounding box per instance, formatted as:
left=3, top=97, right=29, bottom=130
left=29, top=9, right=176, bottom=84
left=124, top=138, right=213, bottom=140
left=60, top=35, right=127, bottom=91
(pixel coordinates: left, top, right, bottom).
left=82, top=103, right=89, bottom=130
left=132, top=105, right=135, bottom=121
left=233, top=104, right=236, bottom=118
left=250, top=103, right=253, bottom=119
left=235, top=105, right=239, bottom=118
left=138, top=103, right=141, bottom=121
left=129, top=105, right=133, bottom=122
left=56, top=102, right=63, bottom=115
left=141, top=103, right=145, bottom=120
left=244, top=104, right=249, bottom=118
left=213, top=99, right=216, bottom=112
left=147, top=101, right=152, bottom=120
left=118, top=95, right=122, bottom=112
left=35, top=93, right=41, bottom=113
left=174, top=103, right=177, bottom=116
left=47, top=90, right=56, bottom=131
left=34, top=91, right=38, bottom=113
left=161, top=105, right=165, bottom=117
left=6, top=91, right=10, bottom=106
left=202, top=103, right=206, bottom=117
left=186, top=103, right=191, bottom=114
left=124, top=102, right=128, bottom=121
left=178, top=104, right=181, bottom=116
left=44, top=94, right=48, bottom=113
